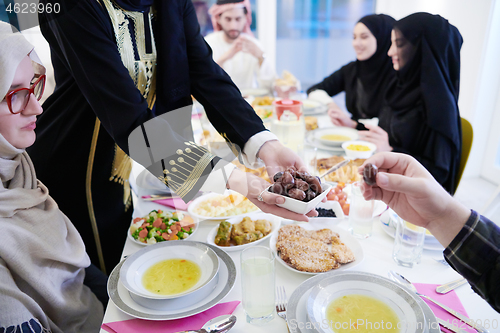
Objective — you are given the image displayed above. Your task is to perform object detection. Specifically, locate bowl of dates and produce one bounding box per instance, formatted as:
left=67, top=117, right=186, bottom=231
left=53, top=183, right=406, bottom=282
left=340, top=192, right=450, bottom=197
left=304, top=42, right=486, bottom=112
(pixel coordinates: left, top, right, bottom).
left=268, top=167, right=332, bottom=215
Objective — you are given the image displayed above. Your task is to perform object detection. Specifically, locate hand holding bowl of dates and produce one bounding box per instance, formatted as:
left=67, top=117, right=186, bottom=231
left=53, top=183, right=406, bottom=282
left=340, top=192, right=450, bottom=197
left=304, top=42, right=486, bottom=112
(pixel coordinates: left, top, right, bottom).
left=267, top=166, right=332, bottom=215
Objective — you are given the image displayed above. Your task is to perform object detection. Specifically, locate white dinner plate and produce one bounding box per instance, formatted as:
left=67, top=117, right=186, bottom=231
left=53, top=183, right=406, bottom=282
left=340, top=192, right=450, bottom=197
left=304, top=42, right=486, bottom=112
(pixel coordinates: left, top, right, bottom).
left=187, top=190, right=260, bottom=222
left=379, top=209, right=444, bottom=251
left=307, top=272, right=426, bottom=333
left=240, top=88, right=270, bottom=97
left=302, top=99, right=328, bottom=115
left=206, top=212, right=281, bottom=252
left=305, top=132, right=345, bottom=153
left=107, top=243, right=236, bottom=320
left=313, top=128, right=359, bottom=147
left=269, top=223, right=364, bottom=276
left=286, top=271, right=439, bottom=333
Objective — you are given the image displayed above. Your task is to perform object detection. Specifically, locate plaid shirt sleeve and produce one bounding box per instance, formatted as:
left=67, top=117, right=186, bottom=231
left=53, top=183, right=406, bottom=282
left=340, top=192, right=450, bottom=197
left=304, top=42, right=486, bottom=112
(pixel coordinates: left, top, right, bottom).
left=444, top=210, right=500, bottom=312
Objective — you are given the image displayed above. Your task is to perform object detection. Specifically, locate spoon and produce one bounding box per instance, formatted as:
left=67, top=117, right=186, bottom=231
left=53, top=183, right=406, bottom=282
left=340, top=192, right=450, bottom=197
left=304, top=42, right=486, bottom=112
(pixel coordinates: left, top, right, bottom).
left=319, top=159, right=350, bottom=179
left=177, top=315, right=237, bottom=333
left=388, top=271, right=488, bottom=333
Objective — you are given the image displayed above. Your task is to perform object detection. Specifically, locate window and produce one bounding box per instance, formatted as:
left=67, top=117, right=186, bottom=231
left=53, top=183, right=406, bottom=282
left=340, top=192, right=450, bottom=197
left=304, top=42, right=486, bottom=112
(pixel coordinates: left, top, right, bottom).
left=276, top=0, right=375, bottom=91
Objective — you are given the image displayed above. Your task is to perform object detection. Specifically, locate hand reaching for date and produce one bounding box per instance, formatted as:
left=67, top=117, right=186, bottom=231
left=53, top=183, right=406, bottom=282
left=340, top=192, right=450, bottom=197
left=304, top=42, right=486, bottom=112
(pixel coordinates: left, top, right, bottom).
left=358, top=152, right=470, bottom=247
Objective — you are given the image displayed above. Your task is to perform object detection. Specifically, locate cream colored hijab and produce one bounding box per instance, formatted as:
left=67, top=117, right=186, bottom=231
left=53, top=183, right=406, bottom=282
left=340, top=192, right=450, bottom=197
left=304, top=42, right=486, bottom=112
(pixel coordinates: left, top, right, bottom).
left=0, top=22, right=45, bottom=99
left=0, top=22, right=103, bottom=332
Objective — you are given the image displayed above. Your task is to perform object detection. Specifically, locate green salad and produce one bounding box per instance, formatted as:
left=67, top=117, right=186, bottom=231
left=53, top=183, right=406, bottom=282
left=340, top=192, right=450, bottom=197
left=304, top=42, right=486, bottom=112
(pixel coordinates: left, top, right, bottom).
left=129, top=209, right=195, bottom=245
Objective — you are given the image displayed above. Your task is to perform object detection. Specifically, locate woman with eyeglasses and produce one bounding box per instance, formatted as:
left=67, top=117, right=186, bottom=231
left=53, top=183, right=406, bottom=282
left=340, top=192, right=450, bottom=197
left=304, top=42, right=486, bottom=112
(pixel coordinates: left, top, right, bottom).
left=0, top=22, right=104, bottom=332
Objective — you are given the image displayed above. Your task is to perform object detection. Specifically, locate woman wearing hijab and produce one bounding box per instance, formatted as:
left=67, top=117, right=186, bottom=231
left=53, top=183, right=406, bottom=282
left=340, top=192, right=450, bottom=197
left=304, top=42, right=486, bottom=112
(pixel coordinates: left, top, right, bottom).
left=307, top=14, right=395, bottom=129
left=359, top=12, right=462, bottom=194
left=0, top=22, right=103, bottom=333
left=30, top=0, right=313, bottom=274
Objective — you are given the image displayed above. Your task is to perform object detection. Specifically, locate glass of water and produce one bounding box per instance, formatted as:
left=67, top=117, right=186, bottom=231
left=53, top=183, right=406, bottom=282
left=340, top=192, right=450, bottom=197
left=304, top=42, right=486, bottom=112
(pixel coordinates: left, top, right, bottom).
left=392, top=215, right=426, bottom=268
left=349, top=182, right=375, bottom=238
left=240, top=246, right=276, bottom=325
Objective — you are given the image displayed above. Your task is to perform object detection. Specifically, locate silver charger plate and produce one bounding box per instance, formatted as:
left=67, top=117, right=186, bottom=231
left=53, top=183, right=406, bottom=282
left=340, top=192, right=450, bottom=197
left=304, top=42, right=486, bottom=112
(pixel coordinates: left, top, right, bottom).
left=107, top=242, right=236, bottom=320
left=286, top=271, right=439, bottom=333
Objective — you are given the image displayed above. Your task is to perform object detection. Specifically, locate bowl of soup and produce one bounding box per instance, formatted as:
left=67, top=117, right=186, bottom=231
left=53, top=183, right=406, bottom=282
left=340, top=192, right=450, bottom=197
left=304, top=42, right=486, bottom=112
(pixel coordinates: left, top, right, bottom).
left=120, top=241, right=219, bottom=300
left=306, top=271, right=427, bottom=333
left=314, top=128, right=359, bottom=147
left=342, top=140, right=376, bottom=159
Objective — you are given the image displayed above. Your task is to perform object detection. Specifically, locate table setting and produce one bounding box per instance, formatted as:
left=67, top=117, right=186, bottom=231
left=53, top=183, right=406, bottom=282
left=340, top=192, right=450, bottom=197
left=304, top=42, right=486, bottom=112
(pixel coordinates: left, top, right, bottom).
left=101, top=98, right=499, bottom=333
left=100, top=185, right=498, bottom=333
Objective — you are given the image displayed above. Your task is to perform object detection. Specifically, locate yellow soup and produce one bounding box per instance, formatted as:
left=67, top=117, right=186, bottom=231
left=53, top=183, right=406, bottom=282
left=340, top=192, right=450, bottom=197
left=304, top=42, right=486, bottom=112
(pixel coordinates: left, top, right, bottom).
left=346, top=144, right=370, bottom=151
left=326, top=294, right=400, bottom=333
left=321, top=134, right=352, bottom=142
left=405, top=221, right=433, bottom=235
left=142, top=259, right=201, bottom=295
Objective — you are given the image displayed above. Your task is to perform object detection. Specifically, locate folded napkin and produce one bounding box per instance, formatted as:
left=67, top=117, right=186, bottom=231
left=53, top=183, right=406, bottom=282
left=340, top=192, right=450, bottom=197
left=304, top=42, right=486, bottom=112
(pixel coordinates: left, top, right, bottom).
left=414, top=283, right=475, bottom=333
left=101, top=301, right=240, bottom=333
left=143, top=196, right=192, bottom=211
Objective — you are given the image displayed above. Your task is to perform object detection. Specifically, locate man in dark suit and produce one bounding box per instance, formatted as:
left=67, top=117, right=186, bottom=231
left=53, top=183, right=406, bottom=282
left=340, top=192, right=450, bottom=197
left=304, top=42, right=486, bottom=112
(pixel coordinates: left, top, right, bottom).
left=30, top=0, right=314, bottom=273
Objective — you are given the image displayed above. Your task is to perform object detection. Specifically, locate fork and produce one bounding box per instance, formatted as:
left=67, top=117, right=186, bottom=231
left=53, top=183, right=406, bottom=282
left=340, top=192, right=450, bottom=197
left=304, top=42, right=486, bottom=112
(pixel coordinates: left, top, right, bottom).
left=276, top=285, right=287, bottom=321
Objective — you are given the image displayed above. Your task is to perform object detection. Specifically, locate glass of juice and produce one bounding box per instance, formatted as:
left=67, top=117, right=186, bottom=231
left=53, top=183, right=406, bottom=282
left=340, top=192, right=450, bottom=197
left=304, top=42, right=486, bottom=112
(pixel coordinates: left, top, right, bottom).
left=240, top=246, right=276, bottom=325
left=349, top=181, right=375, bottom=238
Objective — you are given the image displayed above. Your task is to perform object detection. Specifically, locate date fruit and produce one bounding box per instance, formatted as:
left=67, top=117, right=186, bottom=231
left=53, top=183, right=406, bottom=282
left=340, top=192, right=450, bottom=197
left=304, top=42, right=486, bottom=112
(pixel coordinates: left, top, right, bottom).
left=363, top=163, right=378, bottom=186
left=269, top=168, right=322, bottom=202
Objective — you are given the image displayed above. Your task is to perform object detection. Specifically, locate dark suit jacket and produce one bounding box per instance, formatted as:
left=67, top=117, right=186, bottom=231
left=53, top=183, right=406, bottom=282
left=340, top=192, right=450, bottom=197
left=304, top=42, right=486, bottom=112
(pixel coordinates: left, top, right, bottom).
left=28, top=0, right=265, bottom=270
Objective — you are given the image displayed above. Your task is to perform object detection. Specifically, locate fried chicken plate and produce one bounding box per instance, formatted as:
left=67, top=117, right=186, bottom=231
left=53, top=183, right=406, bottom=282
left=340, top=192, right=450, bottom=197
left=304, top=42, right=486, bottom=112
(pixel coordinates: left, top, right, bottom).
left=276, top=225, right=355, bottom=273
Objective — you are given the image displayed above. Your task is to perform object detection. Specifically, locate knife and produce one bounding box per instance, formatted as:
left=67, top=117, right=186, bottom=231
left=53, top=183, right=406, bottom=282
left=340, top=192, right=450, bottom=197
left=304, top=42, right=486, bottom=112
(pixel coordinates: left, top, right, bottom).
left=420, top=294, right=488, bottom=333
left=436, top=278, right=467, bottom=294
left=438, top=318, right=468, bottom=333
left=319, top=159, right=351, bottom=179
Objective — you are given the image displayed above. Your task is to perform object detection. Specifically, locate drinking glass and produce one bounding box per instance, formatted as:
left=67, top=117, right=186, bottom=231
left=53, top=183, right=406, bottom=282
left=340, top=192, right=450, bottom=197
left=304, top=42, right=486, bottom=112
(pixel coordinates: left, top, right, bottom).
left=392, top=215, right=426, bottom=268
left=348, top=182, right=375, bottom=238
left=240, top=246, right=276, bottom=325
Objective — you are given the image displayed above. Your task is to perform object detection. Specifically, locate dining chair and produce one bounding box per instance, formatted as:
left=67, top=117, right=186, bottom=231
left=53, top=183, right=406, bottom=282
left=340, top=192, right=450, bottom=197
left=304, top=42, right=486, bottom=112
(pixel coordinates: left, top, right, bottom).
left=454, top=117, right=473, bottom=193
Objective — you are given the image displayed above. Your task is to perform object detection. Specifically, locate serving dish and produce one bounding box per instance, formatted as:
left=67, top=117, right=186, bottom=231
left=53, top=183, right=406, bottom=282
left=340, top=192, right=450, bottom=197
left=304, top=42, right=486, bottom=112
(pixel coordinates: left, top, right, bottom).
left=342, top=140, right=377, bottom=159
left=120, top=241, right=219, bottom=300
left=269, top=223, right=364, bottom=276
left=206, top=212, right=281, bottom=252
left=308, top=200, right=345, bottom=225
left=188, top=190, right=259, bottom=221
left=274, top=183, right=332, bottom=215
left=128, top=210, right=197, bottom=246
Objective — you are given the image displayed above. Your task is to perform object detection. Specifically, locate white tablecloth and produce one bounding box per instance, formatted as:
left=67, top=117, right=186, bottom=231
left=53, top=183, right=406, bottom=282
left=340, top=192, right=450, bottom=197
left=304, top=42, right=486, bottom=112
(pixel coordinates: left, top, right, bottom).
left=99, top=198, right=500, bottom=333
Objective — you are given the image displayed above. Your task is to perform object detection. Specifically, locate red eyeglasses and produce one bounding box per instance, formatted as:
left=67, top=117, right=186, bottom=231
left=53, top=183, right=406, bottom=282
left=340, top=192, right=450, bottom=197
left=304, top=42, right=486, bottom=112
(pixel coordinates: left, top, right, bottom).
left=4, top=75, right=46, bottom=114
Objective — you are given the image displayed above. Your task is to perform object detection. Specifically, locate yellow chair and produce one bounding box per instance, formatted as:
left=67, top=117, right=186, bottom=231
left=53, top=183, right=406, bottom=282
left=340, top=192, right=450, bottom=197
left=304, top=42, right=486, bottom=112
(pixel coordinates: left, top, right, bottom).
left=455, top=117, right=473, bottom=192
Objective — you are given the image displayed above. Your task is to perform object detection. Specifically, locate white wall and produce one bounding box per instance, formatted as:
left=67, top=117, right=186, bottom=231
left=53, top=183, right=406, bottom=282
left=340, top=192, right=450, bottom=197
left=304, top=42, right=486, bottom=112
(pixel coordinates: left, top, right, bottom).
left=376, top=0, right=499, bottom=179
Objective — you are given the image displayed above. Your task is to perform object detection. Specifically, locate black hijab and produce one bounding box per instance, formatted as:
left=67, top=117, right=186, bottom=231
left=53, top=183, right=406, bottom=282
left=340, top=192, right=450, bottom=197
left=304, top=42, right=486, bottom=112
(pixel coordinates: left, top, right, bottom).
left=388, top=12, right=462, bottom=152
left=345, top=14, right=395, bottom=117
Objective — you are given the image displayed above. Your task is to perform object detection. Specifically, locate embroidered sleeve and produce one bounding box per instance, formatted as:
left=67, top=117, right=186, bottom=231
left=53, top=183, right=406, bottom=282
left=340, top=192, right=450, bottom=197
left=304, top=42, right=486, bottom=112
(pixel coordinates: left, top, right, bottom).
left=128, top=105, right=229, bottom=202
